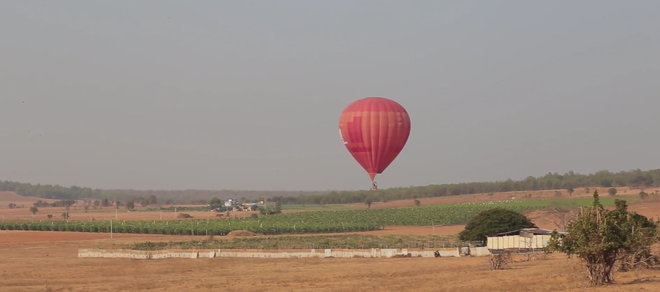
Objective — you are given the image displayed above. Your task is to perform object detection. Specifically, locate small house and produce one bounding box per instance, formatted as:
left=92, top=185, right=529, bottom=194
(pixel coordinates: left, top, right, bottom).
left=224, top=199, right=234, bottom=207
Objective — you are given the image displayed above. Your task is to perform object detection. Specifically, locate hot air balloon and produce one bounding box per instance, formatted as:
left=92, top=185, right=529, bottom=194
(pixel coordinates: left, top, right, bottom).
left=338, top=97, right=411, bottom=191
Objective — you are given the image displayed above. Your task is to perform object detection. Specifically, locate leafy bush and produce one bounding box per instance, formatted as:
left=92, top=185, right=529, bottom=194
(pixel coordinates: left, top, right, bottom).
left=546, top=191, right=659, bottom=286
left=458, top=208, right=536, bottom=242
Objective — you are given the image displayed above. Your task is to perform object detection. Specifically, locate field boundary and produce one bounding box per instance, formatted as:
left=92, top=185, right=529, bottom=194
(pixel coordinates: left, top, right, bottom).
left=77, top=247, right=467, bottom=259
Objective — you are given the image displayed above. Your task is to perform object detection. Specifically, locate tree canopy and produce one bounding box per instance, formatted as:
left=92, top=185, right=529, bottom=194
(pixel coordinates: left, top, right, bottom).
left=546, top=190, right=659, bottom=285
left=458, top=208, right=537, bottom=242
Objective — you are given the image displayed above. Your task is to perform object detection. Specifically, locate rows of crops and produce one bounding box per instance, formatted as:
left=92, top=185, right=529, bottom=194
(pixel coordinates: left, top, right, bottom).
left=0, top=199, right=593, bottom=235
left=0, top=219, right=380, bottom=235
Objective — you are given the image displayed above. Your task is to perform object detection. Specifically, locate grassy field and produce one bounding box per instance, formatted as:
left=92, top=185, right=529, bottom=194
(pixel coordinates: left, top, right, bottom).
left=280, top=204, right=350, bottom=210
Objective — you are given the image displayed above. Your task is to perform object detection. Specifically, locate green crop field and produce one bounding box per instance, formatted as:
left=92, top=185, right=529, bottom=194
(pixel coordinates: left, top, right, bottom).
left=280, top=204, right=349, bottom=211
left=0, top=197, right=618, bottom=236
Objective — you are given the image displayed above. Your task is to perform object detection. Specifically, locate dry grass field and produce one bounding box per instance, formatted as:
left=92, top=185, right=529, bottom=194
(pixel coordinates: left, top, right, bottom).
left=348, top=186, right=660, bottom=210
left=1, top=231, right=659, bottom=292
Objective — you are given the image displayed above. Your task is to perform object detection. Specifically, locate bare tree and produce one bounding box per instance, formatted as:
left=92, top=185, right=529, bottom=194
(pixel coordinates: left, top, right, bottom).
left=547, top=201, right=579, bottom=231
left=65, top=202, right=71, bottom=223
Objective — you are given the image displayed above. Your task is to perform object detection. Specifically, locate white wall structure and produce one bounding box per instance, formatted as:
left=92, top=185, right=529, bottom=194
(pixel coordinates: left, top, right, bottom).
left=77, top=247, right=463, bottom=260
left=486, top=228, right=566, bottom=252
left=470, top=247, right=492, bottom=256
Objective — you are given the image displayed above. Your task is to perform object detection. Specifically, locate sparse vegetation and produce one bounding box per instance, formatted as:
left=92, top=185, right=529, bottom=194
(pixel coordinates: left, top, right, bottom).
left=128, top=234, right=459, bottom=250
left=489, top=250, right=513, bottom=270
left=546, top=190, right=659, bottom=286
left=545, top=200, right=581, bottom=231
left=608, top=187, right=618, bottom=196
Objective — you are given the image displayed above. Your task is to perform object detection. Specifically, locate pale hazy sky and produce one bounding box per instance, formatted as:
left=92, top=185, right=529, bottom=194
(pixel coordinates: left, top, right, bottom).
left=1, top=1, right=659, bottom=191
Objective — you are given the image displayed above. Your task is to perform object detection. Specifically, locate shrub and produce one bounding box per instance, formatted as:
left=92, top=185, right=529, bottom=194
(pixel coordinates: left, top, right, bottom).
left=546, top=191, right=658, bottom=286
left=458, top=208, right=536, bottom=242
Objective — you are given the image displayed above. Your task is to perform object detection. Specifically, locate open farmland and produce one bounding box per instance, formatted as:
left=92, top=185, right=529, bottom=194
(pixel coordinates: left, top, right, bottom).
left=0, top=198, right=620, bottom=236
left=128, top=234, right=459, bottom=250
left=1, top=232, right=659, bottom=292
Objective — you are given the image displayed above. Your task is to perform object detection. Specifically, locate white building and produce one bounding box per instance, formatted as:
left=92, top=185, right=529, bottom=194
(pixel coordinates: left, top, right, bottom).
left=487, top=228, right=567, bottom=254
left=224, top=199, right=234, bottom=207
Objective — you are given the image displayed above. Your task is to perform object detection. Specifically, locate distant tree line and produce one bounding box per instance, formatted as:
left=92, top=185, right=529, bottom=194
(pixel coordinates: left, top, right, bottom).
left=0, top=180, right=323, bottom=205
left=269, top=168, right=660, bottom=205
left=2, top=168, right=660, bottom=205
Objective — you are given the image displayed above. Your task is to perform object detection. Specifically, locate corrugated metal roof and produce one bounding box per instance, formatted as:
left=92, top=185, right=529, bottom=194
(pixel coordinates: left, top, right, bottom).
left=488, top=228, right=567, bottom=237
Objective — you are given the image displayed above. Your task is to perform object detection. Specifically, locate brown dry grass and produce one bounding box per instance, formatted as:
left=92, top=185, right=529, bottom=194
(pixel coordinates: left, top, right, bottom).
left=0, top=231, right=659, bottom=292
left=529, top=200, right=660, bottom=230
left=352, top=186, right=660, bottom=209
left=0, top=191, right=56, bottom=205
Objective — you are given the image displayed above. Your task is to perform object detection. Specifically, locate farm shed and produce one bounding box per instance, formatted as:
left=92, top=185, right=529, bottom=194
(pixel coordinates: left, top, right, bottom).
left=487, top=228, right=566, bottom=254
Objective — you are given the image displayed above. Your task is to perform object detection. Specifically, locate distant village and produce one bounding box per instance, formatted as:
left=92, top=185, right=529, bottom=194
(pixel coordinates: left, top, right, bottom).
left=212, top=198, right=272, bottom=212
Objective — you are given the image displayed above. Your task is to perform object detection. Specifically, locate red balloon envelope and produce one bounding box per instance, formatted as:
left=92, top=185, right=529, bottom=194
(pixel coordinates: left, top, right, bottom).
left=338, top=97, right=411, bottom=189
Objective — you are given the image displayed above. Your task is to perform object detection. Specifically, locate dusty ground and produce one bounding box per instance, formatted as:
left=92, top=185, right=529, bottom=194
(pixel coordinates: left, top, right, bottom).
left=0, top=231, right=659, bottom=292
left=0, top=191, right=56, bottom=205
left=529, top=200, right=660, bottom=230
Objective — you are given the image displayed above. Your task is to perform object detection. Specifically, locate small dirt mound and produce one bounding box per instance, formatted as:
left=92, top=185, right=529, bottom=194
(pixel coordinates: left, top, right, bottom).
left=392, top=253, right=413, bottom=258
left=176, top=213, right=193, bottom=219
left=227, top=230, right=257, bottom=236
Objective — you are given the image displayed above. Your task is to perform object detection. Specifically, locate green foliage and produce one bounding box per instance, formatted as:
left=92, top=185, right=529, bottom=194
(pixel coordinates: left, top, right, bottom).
left=0, top=199, right=583, bottom=236
left=271, top=168, right=660, bottom=205
left=128, top=234, right=458, bottom=250
left=0, top=216, right=380, bottom=235
left=208, top=198, right=223, bottom=209
left=608, top=187, right=617, bottom=196
left=364, top=198, right=373, bottom=208
left=259, top=205, right=282, bottom=215
left=0, top=198, right=621, bottom=237
left=546, top=190, right=658, bottom=286
left=0, top=180, right=323, bottom=205
left=458, top=208, right=536, bottom=242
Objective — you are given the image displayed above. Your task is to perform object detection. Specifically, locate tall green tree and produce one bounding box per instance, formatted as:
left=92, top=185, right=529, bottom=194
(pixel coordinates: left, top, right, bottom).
left=458, top=208, right=536, bottom=242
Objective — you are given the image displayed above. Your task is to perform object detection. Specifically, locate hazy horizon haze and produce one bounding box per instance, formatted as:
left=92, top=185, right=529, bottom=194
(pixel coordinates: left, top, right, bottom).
left=1, top=1, right=659, bottom=191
